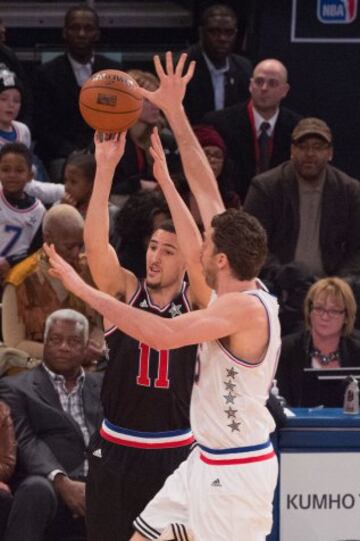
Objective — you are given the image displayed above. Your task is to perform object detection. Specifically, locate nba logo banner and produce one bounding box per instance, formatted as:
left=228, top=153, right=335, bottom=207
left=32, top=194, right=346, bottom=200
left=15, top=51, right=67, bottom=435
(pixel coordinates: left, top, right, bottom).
left=317, top=0, right=358, bottom=23
left=291, top=0, right=360, bottom=41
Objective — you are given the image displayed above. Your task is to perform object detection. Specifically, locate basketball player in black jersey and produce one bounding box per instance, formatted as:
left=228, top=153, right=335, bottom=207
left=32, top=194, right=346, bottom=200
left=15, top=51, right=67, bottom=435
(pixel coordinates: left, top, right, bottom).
left=76, top=109, right=211, bottom=539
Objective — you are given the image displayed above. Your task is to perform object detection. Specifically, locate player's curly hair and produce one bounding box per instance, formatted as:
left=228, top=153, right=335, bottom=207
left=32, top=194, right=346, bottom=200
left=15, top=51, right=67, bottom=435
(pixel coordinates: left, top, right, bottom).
left=211, top=209, right=267, bottom=280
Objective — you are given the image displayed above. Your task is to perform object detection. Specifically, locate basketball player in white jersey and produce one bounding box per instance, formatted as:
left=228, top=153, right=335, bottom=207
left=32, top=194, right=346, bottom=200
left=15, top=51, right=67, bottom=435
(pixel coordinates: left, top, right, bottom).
left=44, top=53, right=281, bottom=541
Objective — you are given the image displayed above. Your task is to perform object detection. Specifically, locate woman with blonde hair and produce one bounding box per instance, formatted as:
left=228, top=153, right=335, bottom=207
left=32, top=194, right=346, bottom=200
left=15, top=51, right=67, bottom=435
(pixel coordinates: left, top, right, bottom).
left=276, top=277, right=360, bottom=406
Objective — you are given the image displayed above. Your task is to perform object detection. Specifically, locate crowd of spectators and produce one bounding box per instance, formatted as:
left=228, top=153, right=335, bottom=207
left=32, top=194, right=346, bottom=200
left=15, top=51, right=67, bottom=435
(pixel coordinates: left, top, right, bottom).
left=1, top=2, right=360, bottom=540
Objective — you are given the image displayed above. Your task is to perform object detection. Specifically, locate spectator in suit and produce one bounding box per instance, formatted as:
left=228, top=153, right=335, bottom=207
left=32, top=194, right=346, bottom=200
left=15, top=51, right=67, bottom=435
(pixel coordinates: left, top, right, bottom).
left=183, top=3, right=252, bottom=125
left=32, top=5, right=122, bottom=180
left=244, top=117, right=360, bottom=280
left=0, top=308, right=103, bottom=541
left=204, top=58, right=301, bottom=201
left=276, top=277, right=360, bottom=407
left=0, top=401, right=16, bottom=540
left=2, top=204, right=104, bottom=366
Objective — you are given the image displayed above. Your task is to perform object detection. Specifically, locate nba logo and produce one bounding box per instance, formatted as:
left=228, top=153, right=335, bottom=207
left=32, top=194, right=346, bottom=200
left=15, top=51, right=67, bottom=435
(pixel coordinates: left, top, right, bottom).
left=317, top=0, right=358, bottom=23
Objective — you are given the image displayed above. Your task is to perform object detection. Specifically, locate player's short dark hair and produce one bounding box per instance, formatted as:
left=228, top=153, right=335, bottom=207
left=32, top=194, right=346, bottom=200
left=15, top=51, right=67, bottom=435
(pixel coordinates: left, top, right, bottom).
left=154, top=219, right=176, bottom=235
left=0, top=142, right=32, bottom=170
left=200, top=3, right=237, bottom=26
left=64, top=4, right=100, bottom=28
left=65, top=151, right=96, bottom=184
left=211, top=209, right=267, bottom=280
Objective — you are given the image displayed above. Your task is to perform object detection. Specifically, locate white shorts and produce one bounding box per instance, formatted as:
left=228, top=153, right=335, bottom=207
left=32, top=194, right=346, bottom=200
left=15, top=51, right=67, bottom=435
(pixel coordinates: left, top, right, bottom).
left=134, top=442, right=278, bottom=541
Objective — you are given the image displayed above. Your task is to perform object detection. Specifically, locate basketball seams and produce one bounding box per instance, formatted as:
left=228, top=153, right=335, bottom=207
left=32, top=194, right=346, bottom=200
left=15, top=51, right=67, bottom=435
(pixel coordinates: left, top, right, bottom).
left=79, top=104, right=143, bottom=116
left=80, top=85, right=143, bottom=102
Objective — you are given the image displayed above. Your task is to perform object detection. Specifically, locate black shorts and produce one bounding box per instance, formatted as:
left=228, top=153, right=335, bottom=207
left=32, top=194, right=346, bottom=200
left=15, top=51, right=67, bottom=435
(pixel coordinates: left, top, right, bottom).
left=86, top=431, right=192, bottom=541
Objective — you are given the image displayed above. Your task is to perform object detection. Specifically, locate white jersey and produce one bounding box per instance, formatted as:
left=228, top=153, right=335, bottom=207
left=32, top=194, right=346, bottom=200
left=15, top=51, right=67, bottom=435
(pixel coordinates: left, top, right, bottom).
left=191, top=286, right=281, bottom=449
left=0, top=187, right=45, bottom=258
left=0, top=121, right=31, bottom=149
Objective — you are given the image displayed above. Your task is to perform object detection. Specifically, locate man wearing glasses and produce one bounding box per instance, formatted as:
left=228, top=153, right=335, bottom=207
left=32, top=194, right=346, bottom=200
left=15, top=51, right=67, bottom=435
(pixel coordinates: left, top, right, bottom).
left=203, top=58, right=301, bottom=202
left=244, top=117, right=360, bottom=281
left=183, top=4, right=252, bottom=124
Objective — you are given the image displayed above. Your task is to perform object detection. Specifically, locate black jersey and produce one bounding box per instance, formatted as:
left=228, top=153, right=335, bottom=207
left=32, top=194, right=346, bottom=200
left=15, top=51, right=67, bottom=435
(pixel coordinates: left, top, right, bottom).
left=101, top=280, right=196, bottom=432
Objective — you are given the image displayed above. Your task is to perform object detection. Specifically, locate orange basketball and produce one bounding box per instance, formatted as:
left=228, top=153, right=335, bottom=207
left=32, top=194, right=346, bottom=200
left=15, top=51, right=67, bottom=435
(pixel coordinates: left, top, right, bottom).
left=79, top=69, right=143, bottom=132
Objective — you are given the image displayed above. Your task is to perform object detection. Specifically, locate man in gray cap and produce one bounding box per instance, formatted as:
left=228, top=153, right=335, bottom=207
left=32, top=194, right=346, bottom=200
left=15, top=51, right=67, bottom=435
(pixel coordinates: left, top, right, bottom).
left=244, top=117, right=360, bottom=281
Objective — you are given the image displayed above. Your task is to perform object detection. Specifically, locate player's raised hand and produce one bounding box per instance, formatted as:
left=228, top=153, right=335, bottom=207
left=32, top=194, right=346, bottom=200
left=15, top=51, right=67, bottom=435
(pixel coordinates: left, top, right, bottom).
left=149, top=127, right=173, bottom=187
left=43, top=243, right=86, bottom=295
left=137, top=51, right=195, bottom=114
left=93, top=130, right=127, bottom=169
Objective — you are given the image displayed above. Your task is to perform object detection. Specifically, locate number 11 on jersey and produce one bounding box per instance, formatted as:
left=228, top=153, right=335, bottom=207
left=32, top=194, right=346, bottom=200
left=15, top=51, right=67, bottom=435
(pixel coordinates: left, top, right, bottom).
left=137, top=343, right=170, bottom=389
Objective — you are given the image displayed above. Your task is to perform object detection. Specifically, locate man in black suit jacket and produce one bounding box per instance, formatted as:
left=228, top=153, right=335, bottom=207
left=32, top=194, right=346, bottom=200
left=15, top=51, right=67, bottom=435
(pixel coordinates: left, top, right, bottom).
left=0, top=308, right=103, bottom=541
left=183, top=4, right=252, bottom=125
left=32, top=5, right=122, bottom=180
left=204, top=58, right=301, bottom=202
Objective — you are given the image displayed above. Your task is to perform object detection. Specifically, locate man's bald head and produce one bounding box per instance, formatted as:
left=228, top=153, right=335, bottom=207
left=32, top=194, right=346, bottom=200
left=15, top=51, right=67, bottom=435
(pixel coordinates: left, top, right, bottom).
left=43, top=204, right=84, bottom=267
left=249, top=58, right=290, bottom=117
left=252, top=59, right=288, bottom=83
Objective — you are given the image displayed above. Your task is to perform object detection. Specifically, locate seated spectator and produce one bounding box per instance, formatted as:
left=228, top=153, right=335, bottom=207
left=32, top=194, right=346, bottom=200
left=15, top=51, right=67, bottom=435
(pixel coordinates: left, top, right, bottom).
left=204, top=58, right=301, bottom=201
left=193, top=123, right=238, bottom=207
left=0, top=18, right=32, bottom=126
left=0, top=400, right=16, bottom=540
left=244, top=118, right=360, bottom=280
left=112, top=190, right=170, bottom=277
left=0, top=308, right=103, bottom=541
left=276, top=277, right=360, bottom=407
left=0, top=142, right=45, bottom=284
left=0, top=68, right=30, bottom=148
left=0, top=67, right=46, bottom=182
left=110, top=70, right=180, bottom=202
left=183, top=3, right=252, bottom=124
left=2, top=204, right=104, bottom=365
left=33, top=5, right=122, bottom=181
left=61, top=150, right=117, bottom=236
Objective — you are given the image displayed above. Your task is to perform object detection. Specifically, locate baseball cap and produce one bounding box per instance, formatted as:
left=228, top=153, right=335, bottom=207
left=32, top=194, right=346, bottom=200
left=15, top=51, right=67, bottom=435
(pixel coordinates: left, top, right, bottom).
left=0, top=67, right=24, bottom=97
left=292, top=117, right=332, bottom=144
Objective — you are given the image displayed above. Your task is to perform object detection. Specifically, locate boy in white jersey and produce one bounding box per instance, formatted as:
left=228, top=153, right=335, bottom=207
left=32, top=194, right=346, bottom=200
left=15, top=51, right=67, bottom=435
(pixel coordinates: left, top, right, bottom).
left=44, top=53, right=281, bottom=541
left=0, top=142, right=44, bottom=283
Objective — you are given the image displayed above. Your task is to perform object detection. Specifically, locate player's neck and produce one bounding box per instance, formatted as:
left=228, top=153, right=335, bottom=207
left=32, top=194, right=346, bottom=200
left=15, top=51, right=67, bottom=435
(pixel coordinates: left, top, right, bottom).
left=216, top=274, right=258, bottom=296
left=145, top=280, right=182, bottom=309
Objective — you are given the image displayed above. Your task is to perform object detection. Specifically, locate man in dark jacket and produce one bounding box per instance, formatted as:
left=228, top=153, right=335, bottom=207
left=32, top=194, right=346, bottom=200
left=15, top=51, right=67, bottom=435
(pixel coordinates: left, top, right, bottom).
left=204, top=58, right=301, bottom=201
left=244, top=117, right=360, bottom=279
left=183, top=3, right=252, bottom=125
left=0, top=309, right=103, bottom=541
left=32, top=5, right=122, bottom=180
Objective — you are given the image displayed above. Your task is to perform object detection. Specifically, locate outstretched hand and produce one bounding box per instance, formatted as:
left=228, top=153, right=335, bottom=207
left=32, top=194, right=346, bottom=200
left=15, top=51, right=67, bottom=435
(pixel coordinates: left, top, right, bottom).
left=43, top=243, right=86, bottom=296
left=93, top=130, right=127, bottom=169
left=137, top=51, right=195, bottom=114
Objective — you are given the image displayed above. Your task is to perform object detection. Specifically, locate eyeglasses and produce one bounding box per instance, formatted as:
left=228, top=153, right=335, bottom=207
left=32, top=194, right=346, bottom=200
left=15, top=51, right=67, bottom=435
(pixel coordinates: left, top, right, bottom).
left=293, top=141, right=331, bottom=152
left=252, top=77, right=282, bottom=89
left=311, top=305, right=346, bottom=318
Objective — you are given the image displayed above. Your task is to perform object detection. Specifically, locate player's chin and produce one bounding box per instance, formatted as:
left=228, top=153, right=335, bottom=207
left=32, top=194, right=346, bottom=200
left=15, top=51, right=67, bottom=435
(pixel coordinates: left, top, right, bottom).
left=145, top=277, right=161, bottom=290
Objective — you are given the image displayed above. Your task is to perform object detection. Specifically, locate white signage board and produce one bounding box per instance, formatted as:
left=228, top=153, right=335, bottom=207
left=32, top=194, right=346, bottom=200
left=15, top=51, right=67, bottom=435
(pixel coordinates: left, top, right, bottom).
left=280, top=453, right=360, bottom=541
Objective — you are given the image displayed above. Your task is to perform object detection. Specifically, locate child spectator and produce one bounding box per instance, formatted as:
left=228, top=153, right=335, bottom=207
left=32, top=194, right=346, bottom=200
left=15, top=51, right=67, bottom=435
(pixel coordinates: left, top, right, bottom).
left=0, top=142, right=45, bottom=283
left=0, top=67, right=30, bottom=148
left=62, top=150, right=117, bottom=235
left=0, top=66, right=49, bottom=184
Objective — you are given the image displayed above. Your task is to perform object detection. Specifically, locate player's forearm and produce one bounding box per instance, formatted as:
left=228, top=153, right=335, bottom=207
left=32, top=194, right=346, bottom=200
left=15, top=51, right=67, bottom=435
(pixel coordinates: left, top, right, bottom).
left=75, top=280, right=183, bottom=349
left=160, top=176, right=202, bottom=266
left=84, top=165, right=115, bottom=254
left=164, top=105, right=225, bottom=228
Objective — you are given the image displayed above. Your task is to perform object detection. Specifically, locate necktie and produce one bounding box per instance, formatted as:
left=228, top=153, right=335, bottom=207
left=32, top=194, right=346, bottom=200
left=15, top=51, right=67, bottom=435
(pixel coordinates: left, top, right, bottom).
left=258, top=121, right=271, bottom=173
